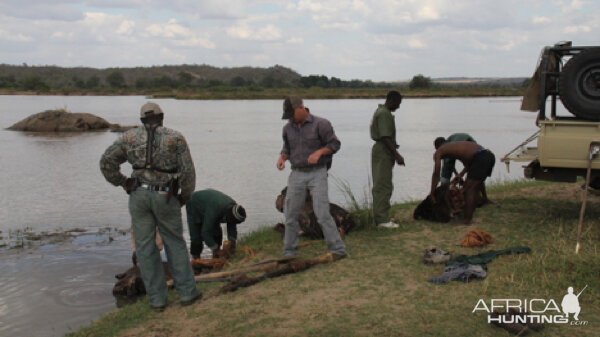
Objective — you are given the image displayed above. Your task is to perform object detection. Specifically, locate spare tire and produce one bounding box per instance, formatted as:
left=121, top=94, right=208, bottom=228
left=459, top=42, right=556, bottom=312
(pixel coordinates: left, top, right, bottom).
left=558, top=48, right=600, bottom=120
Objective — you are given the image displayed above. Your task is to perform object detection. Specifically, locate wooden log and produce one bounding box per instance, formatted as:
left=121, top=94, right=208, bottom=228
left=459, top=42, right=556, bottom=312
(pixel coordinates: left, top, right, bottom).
left=219, top=274, right=266, bottom=293
left=165, top=259, right=291, bottom=287
left=192, top=261, right=279, bottom=281
left=219, top=253, right=335, bottom=293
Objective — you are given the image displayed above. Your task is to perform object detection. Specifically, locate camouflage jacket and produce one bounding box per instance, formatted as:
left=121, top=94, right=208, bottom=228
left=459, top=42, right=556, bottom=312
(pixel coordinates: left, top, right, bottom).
left=100, top=125, right=196, bottom=201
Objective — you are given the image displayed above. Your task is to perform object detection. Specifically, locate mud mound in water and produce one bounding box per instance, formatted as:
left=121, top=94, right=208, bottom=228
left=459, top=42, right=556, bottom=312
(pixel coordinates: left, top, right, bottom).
left=7, top=109, right=133, bottom=132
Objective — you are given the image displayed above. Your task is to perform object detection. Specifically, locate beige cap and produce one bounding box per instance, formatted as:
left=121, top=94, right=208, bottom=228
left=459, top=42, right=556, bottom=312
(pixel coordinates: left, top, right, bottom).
left=140, top=102, right=164, bottom=118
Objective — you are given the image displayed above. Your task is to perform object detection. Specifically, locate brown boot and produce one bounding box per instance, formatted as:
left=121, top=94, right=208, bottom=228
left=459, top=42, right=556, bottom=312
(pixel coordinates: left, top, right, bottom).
left=423, top=247, right=451, bottom=264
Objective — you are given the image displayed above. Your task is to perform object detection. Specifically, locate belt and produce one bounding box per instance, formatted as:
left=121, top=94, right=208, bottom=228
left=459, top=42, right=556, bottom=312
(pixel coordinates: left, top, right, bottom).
left=138, top=183, right=170, bottom=192
left=292, top=165, right=325, bottom=172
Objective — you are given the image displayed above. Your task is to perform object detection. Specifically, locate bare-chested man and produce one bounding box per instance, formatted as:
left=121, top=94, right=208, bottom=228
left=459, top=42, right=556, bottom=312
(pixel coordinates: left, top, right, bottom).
left=429, top=141, right=495, bottom=224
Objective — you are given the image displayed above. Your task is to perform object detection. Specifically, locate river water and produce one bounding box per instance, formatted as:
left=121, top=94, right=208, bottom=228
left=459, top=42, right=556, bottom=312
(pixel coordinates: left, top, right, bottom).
left=0, top=95, right=548, bottom=336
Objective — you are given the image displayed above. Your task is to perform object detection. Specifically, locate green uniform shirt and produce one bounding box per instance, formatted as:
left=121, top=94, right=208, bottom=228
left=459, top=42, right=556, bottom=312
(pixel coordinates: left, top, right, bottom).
left=441, top=133, right=476, bottom=181
left=370, top=104, right=397, bottom=147
left=185, top=189, right=237, bottom=250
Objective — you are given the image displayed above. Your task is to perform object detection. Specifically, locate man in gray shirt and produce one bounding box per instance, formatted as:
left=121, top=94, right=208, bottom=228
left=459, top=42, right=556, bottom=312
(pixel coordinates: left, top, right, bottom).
left=276, top=96, right=346, bottom=260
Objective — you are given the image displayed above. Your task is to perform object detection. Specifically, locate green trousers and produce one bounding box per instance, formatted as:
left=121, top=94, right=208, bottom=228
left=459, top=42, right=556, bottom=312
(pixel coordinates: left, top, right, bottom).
left=129, top=188, right=198, bottom=308
left=371, top=142, right=395, bottom=224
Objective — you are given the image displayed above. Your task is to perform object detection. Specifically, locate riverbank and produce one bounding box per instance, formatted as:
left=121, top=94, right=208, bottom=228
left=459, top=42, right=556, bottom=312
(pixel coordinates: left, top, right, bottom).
left=0, top=87, right=524, bottom=100
left=68, top=181, right=598, bottom=337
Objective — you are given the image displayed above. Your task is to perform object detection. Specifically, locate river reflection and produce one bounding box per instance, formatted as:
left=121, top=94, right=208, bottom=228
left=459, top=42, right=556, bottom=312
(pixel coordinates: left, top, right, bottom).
left=0, top=95, right=553, bottom=336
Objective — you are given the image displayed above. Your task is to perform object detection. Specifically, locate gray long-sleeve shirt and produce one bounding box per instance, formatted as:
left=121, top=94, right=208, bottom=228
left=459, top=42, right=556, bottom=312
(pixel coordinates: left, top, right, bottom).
left=281, top=114, right=340, bottom=169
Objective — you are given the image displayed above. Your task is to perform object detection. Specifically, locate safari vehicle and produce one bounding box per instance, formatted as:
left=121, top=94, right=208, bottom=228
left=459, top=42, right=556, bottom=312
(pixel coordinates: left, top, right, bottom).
left=502, top=41, right=600, bottom=183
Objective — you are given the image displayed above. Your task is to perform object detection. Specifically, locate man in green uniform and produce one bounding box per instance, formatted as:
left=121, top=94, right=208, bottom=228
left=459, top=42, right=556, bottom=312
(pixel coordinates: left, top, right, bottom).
left=100, top=102, right=199, bottom=311
left=186, top=189, right=246, bottom=259
left=370, top=91, right=405, bottom=228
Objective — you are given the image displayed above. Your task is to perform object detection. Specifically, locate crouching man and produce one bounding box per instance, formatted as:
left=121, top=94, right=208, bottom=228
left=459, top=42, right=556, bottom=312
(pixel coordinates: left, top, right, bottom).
left=429, top=141, right=495, bottom=224
left=186, top=189, right=246, bottom=259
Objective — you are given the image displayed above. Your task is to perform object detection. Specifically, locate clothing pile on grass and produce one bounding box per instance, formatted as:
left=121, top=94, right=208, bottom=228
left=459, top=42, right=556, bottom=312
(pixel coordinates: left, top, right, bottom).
left=425, top=229, right=531, bottom=284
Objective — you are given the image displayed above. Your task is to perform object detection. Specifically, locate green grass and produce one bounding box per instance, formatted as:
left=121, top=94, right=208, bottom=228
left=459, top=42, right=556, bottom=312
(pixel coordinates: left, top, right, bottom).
left=67, top=181, right=599, bottom=337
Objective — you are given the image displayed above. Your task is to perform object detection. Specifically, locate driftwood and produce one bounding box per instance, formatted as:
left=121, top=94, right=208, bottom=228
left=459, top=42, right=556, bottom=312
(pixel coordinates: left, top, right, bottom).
left=219, top=253, right=335, bottom=294
left=275, top=187, right=355, bottom=239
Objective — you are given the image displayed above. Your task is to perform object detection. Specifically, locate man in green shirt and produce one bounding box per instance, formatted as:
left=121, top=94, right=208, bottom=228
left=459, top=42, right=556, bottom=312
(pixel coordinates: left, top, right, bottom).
left=185, top=189, right=246, bottom=259
left=370, top=91, right=405, bottom=228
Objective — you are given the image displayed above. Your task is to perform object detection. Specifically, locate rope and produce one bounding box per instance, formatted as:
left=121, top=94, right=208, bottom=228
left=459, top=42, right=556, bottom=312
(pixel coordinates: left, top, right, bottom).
left=460, top=229, right=493, bottom=247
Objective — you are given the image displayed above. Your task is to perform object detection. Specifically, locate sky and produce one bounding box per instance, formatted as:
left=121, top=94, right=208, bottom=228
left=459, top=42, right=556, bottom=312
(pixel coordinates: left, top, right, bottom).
left=0, top=0, right=598, bottom=81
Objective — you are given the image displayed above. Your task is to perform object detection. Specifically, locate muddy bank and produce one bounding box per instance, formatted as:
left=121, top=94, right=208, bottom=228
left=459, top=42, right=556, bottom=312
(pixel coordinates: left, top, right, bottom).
left=6, top=109, right=135, bottom=132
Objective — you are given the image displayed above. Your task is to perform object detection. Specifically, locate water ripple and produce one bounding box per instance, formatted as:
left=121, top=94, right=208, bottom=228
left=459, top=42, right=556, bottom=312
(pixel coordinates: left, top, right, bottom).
left=47, top=283, right=114, bottom=308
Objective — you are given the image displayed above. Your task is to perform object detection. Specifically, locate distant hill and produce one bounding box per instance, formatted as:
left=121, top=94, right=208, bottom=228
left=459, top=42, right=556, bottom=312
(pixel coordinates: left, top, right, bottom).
left=0, top=63, right=302, bottom=89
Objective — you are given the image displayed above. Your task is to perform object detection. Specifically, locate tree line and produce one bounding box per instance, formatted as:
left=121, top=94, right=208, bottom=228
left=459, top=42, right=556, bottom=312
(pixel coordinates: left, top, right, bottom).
left=0, top=65, right=529, bottom=92
left=0, top=72, right=403, bottom=91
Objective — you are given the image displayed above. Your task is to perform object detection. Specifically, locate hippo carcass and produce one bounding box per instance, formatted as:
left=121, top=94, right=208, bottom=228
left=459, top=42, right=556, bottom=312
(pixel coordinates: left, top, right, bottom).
left=274, top=187, right=355, bottom=239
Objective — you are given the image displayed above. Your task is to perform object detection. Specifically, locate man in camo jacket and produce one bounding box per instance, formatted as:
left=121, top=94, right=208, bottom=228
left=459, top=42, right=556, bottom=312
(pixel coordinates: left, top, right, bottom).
left=100, top=102, right=199, bottom=311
